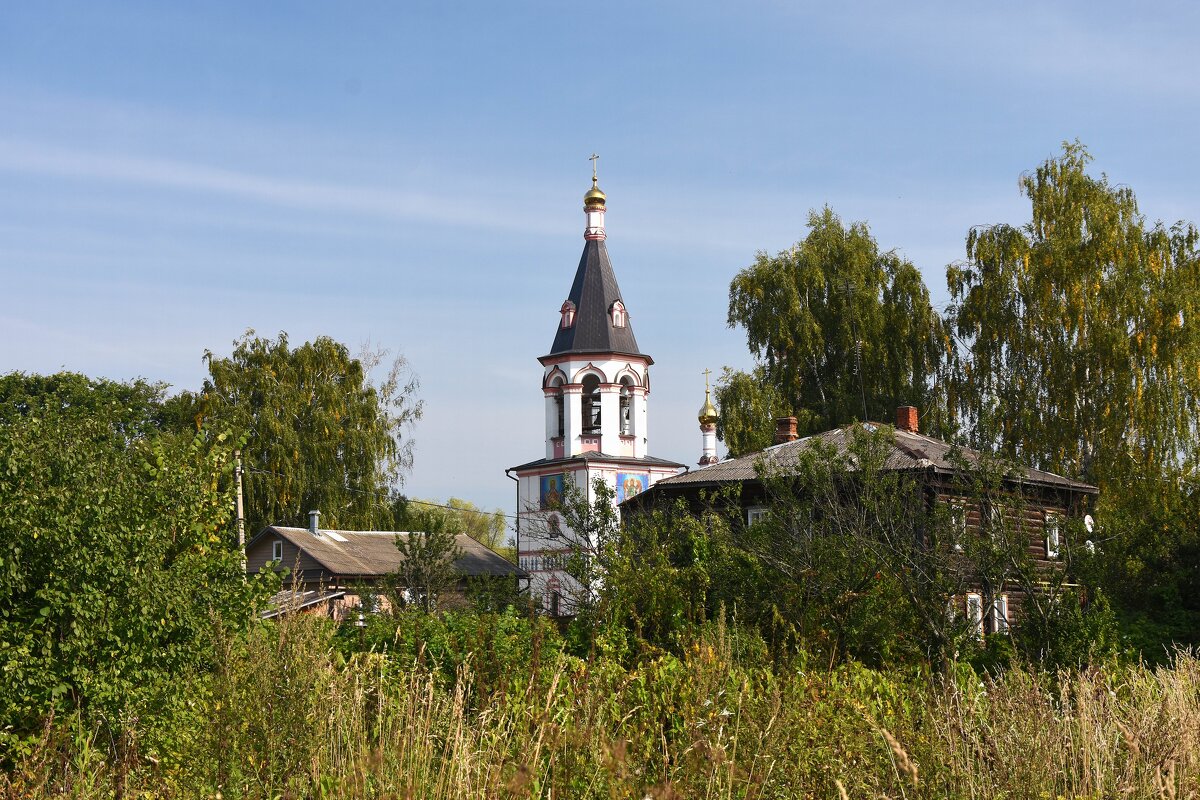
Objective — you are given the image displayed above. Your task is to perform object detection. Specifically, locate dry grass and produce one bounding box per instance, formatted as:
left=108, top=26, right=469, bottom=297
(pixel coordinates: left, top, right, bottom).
left=4, top=614, right=1198, bottom=799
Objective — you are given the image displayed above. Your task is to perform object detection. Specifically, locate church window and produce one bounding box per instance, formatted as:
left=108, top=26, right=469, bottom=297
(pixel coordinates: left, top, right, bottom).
left=560, top=301, right=576, bottom=329
left=619, top=378, right=633, bottom=435
left=547, top=513, right=562, bottom=538
left=610, top=300, right=626, bottom=328
left=581, top=374, right=601, bottom=434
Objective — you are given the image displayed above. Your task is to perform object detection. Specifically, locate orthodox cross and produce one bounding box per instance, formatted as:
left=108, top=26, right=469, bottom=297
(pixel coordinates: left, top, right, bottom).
left=702, top=367, right=712, bottom=392
left=589, top=153, right=600, bottom=181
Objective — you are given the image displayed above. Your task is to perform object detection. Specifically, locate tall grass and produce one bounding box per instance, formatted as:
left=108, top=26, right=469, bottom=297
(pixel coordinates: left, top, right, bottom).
left=5, top=612, right=1197, bottom=799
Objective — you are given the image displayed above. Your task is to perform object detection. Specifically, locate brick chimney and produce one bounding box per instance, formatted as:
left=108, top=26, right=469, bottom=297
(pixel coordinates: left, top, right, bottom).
left=774, top=416, right=799, bottom=444
left=895, top=406, right=919, bottom=433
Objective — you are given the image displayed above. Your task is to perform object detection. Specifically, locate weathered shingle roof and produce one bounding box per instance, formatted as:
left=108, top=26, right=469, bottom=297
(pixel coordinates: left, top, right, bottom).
left=645, top=424, right=1097, bottom=494
left=255, top=527, right=526, bottom=578
left=545, top=239, right=646, bottom=360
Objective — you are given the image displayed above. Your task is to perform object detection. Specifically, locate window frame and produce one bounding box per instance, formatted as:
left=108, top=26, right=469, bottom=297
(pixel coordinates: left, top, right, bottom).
left=272, top=539, right=283, bottom=562
left=966, top=592, right=984, bottom=640
left=1045, top=512, right=1061, bottom=559
left=991, top=594, right=1010, bottom=635
left=746, top=506, right=769, bottom=526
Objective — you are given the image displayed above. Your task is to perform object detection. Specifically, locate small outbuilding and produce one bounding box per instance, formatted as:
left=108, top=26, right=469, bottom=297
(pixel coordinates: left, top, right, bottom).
left=246, top=514, right=525, bottom=620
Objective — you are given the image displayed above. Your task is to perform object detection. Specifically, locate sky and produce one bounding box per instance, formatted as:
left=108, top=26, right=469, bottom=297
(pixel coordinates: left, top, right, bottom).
left=3, top=2, right=1199, bottom=522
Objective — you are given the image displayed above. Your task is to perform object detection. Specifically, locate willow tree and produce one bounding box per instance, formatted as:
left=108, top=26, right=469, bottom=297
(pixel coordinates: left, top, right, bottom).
left=946, top=143, right=1200, bottom=648
left=718, top=207, right=948, bottom=455
left=197, top=331, right=423, bottom=534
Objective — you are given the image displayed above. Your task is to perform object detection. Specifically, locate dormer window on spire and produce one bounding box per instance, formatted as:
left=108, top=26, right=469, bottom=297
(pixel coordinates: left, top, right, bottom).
left=610, top=300, right=627, bottom=329
left=560, top=300, right=576, bottom=329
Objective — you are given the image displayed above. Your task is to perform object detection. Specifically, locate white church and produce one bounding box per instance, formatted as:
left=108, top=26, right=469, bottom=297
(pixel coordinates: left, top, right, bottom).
left=507, top=171, right=694, bottom=615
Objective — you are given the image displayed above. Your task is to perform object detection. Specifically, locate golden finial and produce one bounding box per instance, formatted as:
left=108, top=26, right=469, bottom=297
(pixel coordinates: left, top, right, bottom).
left=698, top=368, right=718, bottom=424
left=584, top=153, right=606, bottom=209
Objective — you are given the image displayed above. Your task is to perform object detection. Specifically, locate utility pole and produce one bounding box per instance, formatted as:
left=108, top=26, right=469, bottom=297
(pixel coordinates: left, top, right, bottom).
left=234, top=449, right=247, bottom=573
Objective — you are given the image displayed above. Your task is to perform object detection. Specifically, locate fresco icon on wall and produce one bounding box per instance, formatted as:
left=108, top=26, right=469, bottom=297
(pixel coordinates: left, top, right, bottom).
left=616, top=472, right=649, bottom=503
left=540, top=473, right=566, bottom=509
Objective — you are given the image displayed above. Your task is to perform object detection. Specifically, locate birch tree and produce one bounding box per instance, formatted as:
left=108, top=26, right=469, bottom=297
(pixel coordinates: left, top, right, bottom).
left=720, top=207, right=948, bottom=455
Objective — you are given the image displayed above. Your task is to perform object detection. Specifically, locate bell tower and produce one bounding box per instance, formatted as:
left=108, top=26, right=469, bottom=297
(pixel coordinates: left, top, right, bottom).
left=509, top=163, right=683, bottom=615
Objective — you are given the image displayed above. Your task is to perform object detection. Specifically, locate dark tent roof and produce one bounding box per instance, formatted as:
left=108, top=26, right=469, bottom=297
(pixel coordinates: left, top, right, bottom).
left=545, top=238, right=646, bottom=361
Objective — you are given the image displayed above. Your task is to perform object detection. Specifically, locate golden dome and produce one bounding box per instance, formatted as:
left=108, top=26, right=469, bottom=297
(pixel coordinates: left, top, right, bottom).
left=698, top=389, right=718, bottom=425
left=584, top=177, right=606, bottom=209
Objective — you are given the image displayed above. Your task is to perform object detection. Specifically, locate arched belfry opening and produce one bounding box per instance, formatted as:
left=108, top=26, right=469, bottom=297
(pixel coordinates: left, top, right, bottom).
left=581, top=373, right=601, bottom=434
left=550, top=375, right=565, bottom=438
left=619, top=376, right=634, bottom=435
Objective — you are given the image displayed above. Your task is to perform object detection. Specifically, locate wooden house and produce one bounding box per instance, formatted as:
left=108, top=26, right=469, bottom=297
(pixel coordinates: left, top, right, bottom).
left=622, top=406, right=1098, bottom=636
left=246, top=514, right=526, bottom=620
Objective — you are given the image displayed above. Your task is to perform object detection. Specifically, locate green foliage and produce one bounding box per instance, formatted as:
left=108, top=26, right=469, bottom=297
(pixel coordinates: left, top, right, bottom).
left=946, top=141, right=1200, bottom=654
left=596, top=500, right=719, bottom=652
left=550, top=477, right=620, bottom=614
left=10, top=611, right=1200, bottom=799
left=391, top=495, right=507, bottom=550
left=947, top=141, right=1200, bottom=486
left=745, top=425, right=973, bottom=667
left=712, top=365, right=790, bottom=457
left=0, top=405, right=273, bottom=755
left=1013, top=589, right=1119, bottom=671
left=0, top=371, right=173, bottom=438
left=721, top=206, right=947, bottom=453
left=388, top=528, right=463, bottom=612
left=197, top=330, right=423, bottom=534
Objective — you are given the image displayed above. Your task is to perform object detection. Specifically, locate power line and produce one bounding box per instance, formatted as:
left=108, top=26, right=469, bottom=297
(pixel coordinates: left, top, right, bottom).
left=243, top=467, right=522, bottom=522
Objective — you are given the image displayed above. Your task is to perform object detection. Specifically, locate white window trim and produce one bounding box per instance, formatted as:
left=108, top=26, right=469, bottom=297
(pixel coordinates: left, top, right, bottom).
left=950, top=501, right=966, bottom=552
left=966, top=592, right=984, bottom=640
left=746, top=506, right=769, bottom=526
left=1045, top=513, right=1061, bottom=559
left=992, top=595, right=1010, bottom=634
left=272, top=539, right=283, bottom=561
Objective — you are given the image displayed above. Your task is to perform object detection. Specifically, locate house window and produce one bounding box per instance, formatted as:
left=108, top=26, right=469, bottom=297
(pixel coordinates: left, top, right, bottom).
left=610, top=300, right=626, bottom=328
left=747, top=506, right=769, bottom=526
left=550, top=589, right=561, bottom=616
left=988, top=503, right=1004, bottom=544
left=966, top=593, right=984, bottom=639
left=560, top=301, right=576, bottom=329
left=991, top=595, right=1010, bottom=634
left=581, top=374, right=602, bottom=434
left=272, top=540, right=283, bottom=561
left=949, top=501, right=966, bottom=552
left=1045, top=513, right=1060, bottom=559
left=619, top=378, right=633, bottom=435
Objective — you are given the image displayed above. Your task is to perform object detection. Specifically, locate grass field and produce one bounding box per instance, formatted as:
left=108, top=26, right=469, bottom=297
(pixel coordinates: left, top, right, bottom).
left=6, top=611, right=1197, bottom=799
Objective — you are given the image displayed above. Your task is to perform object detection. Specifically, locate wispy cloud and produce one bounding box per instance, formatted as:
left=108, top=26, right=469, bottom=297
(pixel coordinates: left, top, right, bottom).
left=0, top=138, right=562, bottom=237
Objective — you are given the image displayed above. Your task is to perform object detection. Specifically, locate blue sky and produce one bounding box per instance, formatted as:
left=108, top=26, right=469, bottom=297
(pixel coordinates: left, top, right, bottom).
left=3, top=2, right=1198, bottom=518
